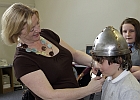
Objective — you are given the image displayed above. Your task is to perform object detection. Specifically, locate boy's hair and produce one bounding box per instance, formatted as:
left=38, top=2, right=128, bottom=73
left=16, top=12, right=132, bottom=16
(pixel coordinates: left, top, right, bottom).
left=92, top=54, right=132, bottom=71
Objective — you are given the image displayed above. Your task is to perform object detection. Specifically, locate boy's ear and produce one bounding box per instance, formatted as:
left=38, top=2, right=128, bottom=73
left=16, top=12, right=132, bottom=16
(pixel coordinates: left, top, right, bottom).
left=118, top=57, right=123, bottom=64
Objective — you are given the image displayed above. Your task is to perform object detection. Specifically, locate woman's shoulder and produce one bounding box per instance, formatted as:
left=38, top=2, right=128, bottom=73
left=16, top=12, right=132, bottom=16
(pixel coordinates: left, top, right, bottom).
left=41, top=29, right=54, bottom=34
left=40, top=29, right=60, bottom=43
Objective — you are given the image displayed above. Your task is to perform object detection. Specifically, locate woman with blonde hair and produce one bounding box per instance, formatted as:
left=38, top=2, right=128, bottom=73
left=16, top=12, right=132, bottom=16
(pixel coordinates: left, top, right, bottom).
left=1, top=3, right=104, bottom=100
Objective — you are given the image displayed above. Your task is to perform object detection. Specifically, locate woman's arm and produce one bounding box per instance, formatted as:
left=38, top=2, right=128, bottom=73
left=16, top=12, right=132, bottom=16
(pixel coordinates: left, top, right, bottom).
left=59, top=39, right=98, bottom=80
left=59, top=39, right=93, bottom=67
left=130, top=66, right=140, bottom=80
left=21, top=70, right=104, bottom=100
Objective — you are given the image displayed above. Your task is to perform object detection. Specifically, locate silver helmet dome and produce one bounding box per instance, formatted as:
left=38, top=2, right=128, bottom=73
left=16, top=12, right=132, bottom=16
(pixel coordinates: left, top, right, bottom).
left=92, top=26, right=130, bottom=56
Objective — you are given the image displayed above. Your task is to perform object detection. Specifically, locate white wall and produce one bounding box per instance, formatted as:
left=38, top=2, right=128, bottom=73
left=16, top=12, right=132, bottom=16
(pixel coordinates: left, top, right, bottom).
left=35, top=0, right=140, bottom=52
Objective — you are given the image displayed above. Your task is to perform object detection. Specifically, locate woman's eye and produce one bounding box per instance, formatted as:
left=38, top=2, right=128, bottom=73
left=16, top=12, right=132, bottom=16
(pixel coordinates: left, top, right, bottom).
left=37, top=21, right=40, bottom=25
left=30, top=28, right=34, bottom=32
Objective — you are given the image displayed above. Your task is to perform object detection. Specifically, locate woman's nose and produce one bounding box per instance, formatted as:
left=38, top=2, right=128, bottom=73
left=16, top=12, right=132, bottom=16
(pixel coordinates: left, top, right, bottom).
left=34, top=25, right=41, bottom=32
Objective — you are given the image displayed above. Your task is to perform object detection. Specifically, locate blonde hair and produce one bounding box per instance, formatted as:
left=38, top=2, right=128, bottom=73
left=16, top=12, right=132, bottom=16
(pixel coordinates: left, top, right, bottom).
left=1, top=3, right=39, bottom=45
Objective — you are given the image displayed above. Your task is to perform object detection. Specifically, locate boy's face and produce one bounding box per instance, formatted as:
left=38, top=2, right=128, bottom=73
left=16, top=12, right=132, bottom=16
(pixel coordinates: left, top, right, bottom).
left=94, top=60, right=121, bottom=79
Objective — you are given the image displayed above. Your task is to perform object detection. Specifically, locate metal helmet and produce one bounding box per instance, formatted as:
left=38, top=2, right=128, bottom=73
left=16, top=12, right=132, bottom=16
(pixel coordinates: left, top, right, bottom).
left=92, top=26, right=130, bottom=56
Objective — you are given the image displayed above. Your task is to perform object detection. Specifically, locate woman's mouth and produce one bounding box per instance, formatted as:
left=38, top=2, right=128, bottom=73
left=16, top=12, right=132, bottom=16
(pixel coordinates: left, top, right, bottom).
left=33, top=33, right=40, bottom=37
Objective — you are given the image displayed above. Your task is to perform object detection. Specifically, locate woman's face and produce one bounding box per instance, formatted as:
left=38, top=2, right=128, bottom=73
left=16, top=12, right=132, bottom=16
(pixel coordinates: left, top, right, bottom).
left=19, top=14, right=41, bottom=44
left=95, top=60, right=120, bottom=79
left=122, top=23, right=136, bottom=44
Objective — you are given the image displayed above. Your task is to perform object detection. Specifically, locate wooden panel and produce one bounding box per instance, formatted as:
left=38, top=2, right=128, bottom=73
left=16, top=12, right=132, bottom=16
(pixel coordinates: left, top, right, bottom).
left=0, top=65, right=14, bottom=94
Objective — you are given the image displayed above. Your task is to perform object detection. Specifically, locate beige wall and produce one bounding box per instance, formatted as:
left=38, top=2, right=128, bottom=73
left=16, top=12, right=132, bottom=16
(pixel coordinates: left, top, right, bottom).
left=0, top=0, right=34, bottom=64
left=0, top=0, right=35, bottom=84
left=35, top=0, right=140, bottom=52
left=1, top=0, right=140, bottom=68
left=0, top=0, right=140, bottom=84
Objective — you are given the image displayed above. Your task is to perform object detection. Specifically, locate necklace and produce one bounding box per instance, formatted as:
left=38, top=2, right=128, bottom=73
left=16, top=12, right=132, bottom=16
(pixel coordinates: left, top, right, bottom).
left=40, top=37, right=54, bottom=56
left=20, top=37, right=54, bottom=56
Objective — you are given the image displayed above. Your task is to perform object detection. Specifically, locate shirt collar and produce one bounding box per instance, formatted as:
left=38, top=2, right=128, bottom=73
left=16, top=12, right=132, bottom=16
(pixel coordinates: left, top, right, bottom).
left=128, top=43, right=134, bottom=47
left=128, top=43, right=135, bottom=52
left=106, top=70, right=130, bottom=83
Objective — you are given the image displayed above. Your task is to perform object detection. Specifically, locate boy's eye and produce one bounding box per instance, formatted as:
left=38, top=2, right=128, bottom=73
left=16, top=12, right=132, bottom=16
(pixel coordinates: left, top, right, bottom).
left=98, top=61, right=103, bottom=64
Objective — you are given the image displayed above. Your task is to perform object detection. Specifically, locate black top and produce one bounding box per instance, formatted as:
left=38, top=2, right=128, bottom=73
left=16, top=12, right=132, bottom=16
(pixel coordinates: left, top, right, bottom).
left=13, top=29, right=81, bottom=100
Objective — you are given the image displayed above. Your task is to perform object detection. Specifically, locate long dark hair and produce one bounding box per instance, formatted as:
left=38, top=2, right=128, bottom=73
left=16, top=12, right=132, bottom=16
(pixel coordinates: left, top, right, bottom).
left=120, top=18, right=140, bottom=49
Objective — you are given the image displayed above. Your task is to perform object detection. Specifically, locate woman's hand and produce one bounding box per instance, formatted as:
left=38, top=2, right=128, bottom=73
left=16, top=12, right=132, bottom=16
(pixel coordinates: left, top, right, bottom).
left=87, top=76, right=105, bottom=93
left=91, top=61, right=102, bottom=75
left=130, top=66, right=140, bottom=80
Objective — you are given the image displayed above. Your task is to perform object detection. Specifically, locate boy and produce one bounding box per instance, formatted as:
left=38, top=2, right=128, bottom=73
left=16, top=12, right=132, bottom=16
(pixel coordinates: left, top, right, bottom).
left=91, top=26, right=140, bottom=100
